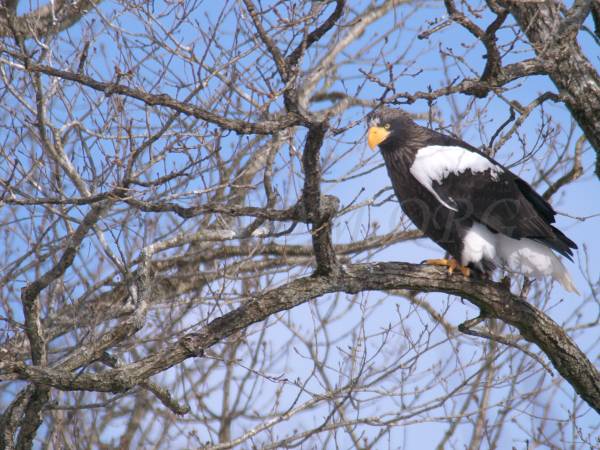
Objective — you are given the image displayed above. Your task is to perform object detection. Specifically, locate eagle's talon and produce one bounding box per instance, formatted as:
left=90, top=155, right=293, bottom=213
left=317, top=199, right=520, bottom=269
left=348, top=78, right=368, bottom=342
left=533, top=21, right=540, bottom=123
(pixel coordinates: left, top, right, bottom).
left=423, top=258, right=470, bottom=277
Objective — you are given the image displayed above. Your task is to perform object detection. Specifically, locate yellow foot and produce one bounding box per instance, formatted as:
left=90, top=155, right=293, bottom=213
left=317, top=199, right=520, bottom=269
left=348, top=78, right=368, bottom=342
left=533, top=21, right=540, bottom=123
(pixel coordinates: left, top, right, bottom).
left=422, top=258, right=471, bottom=277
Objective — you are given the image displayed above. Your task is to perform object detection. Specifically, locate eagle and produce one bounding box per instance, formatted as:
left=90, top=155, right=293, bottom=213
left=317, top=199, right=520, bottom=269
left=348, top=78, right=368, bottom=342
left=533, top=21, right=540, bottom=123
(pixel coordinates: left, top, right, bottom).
left=367, top=108, right=578, bottom=294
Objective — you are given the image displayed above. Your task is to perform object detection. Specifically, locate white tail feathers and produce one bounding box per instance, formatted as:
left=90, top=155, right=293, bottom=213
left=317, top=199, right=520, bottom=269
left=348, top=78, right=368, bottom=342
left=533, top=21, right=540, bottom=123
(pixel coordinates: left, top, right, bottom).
left=492, top=233, right=580, bottom=295
left=552, top=259, right=580, bottom=295
left=461, top=224, right=579, bottom=295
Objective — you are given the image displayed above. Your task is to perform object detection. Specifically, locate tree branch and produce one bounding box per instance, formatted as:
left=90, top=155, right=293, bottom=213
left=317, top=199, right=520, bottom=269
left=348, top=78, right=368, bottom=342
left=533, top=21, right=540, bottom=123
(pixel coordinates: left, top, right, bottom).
left=2, top=263, right=599, bottom=414
left=21, top=201, right=111, bottom=366
left=241, top=0, right=289, bottom=82
left=9, top=60, right=302, bottom=135
left=286, top=0, right=345, bottom=70
left=301, top=123, right=339, bottom=274
left=0, top=0, right=103, bottom=38
left=385, top=58, right=545, bottom=103
left=506, top=0, right=600, bottom=179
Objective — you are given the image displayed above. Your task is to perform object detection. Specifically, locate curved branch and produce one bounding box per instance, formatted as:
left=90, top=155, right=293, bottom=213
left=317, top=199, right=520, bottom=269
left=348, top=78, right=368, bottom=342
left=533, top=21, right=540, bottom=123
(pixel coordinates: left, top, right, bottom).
left=9, top=60, right=301, bottom=135
left=506, top=0, right=600, bottom=179
left=286, top=0, right=345, bottom=70
left=0, top=0, right=103, bottom=38
left=2, top=262, right=599, bottom=414
left=385, top=58, right=545, bottom=103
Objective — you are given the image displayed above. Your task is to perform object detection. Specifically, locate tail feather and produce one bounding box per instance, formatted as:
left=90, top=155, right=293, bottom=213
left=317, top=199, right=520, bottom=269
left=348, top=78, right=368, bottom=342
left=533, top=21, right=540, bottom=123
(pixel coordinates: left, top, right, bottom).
left=552, top=256, right=580, bottom=295
left=496, top=234, right=579, bottom=295
left=549, top=225, right=578, bottom=259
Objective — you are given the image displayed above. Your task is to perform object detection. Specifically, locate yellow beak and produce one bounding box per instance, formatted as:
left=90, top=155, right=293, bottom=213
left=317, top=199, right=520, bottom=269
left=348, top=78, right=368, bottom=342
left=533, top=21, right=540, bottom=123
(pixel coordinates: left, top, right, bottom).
left=367, top=126, right=390, bottom=150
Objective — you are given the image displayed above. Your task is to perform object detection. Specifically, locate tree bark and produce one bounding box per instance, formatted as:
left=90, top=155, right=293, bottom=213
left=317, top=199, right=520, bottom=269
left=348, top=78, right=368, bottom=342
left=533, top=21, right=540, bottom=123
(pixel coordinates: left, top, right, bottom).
left=3, top=263, right=600, bottom=414
left=506, top=0, right=600, bottom=178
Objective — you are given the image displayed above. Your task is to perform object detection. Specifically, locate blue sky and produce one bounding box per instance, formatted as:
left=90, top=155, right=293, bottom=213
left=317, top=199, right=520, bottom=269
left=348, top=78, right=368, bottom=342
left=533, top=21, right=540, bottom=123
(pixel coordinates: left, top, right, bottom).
left=2, top=0, right=599, bottom=448
left=95, top=0, right=600, bottom=447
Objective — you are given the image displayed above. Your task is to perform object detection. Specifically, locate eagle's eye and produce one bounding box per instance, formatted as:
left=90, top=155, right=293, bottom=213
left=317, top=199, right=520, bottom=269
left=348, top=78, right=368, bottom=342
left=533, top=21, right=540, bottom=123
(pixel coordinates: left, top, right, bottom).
left=383, top=123, right=391, bottom=130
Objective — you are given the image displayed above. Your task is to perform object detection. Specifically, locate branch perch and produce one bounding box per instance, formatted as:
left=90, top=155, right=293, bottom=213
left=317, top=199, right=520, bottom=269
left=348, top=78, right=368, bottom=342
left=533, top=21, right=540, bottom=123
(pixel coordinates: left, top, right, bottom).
left=2, top=263, right=599, bottom=414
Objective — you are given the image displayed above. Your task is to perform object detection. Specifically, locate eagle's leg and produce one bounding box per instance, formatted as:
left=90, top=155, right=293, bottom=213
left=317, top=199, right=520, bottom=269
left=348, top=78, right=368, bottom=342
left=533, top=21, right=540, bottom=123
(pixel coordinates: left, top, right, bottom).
left=423, top=258, right=471, bottom=277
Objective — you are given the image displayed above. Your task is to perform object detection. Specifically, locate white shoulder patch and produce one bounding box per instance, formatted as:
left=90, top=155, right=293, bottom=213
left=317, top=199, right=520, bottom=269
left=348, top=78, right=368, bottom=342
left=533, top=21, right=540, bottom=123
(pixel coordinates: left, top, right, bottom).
left=409, top=145, right=503, bottom=210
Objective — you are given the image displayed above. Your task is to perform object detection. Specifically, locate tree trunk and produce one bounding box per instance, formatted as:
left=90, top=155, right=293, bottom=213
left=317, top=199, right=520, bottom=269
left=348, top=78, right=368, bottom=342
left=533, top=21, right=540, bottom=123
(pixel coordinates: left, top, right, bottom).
left=507, top=0, right=600, bottom=178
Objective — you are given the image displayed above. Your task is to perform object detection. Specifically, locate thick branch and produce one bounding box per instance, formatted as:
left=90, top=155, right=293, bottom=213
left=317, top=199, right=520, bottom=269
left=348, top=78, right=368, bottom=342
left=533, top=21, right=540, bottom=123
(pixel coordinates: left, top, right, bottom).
left=0, top=229, right=421, bottom=363
left=0, top=0, right=103, bottom=38
left=21, top=201, right=110, bottom=366
left=301, top=123, right=338, bottom=274
left=386, top=58, right=545, bottom=103
left=123, top=195, right=339, bottom=224
left=2, top=263, right=599, bottom=414
left=506, top=0, right=600, bottom=178
left=14, top=386, right=49, bottom=450
left=242, top=0, right=289, bottom=82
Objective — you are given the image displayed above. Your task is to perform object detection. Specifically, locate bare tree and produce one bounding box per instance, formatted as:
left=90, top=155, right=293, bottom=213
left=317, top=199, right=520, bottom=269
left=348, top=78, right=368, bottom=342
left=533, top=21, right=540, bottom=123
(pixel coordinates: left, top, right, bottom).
left=0, top=0, right=599, bottom=448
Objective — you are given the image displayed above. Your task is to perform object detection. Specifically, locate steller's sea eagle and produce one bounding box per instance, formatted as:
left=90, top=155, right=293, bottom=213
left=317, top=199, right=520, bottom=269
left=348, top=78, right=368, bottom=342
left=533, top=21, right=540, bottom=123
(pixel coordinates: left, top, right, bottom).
left=367, top=108, right=578, bottom=294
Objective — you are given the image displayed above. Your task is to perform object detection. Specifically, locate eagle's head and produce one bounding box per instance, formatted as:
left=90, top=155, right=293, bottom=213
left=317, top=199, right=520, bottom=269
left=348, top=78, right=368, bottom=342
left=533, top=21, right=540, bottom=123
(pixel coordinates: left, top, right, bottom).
left=367, top=108, right=415, bottom=150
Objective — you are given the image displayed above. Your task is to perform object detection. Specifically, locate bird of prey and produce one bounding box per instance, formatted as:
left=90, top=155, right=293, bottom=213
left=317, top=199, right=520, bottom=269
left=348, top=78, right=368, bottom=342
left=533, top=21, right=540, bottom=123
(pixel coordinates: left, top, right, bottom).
left=367, top=107, right=578, bottom=294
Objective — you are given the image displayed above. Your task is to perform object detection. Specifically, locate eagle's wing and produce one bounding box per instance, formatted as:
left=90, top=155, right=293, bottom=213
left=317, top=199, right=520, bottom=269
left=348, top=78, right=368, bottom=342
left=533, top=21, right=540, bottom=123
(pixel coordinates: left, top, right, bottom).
left=409, top=144, right=576, bottom=259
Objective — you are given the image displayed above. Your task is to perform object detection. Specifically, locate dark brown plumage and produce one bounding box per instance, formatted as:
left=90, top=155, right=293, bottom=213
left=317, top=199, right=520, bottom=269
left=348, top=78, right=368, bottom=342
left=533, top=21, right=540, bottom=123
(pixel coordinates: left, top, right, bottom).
left=367, top=107, right=578, bottom=293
